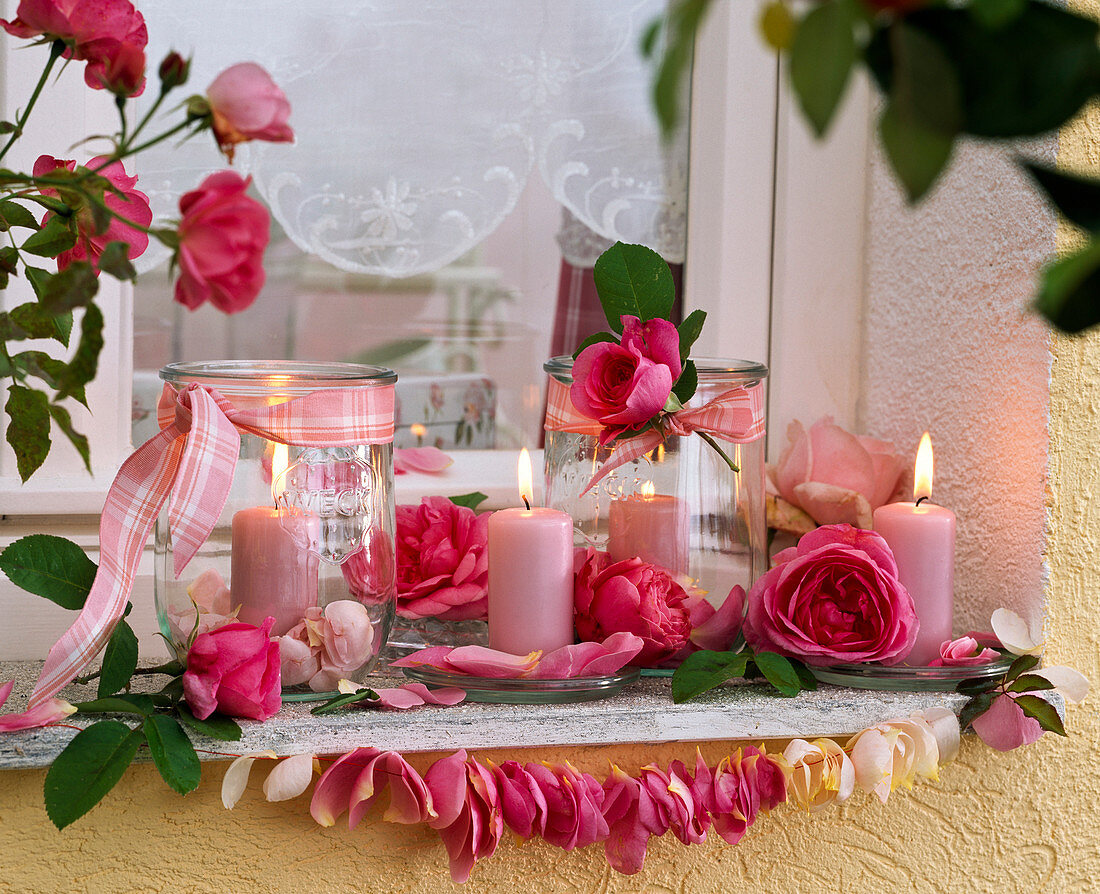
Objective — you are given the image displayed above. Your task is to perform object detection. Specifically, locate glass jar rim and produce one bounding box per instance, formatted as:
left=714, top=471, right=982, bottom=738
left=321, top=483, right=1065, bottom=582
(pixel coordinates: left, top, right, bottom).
left=543, top=355, right=768, bottom=383
left=160, top=360, right=397, bottom=396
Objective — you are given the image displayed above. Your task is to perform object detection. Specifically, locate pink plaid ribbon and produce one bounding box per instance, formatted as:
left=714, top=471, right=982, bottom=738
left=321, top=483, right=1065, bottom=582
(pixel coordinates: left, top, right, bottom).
left=544, top=376, right=765, bottom=493
left=18, top=381, right=394, bottom=716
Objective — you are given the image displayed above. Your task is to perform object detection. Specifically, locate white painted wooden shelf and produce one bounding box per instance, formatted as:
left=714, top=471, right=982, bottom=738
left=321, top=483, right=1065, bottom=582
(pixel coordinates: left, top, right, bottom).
left=0, top=661, right=966, bottom=770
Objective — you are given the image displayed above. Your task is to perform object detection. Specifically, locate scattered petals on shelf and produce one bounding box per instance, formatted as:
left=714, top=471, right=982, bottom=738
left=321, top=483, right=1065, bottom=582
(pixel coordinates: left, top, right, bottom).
left=929, top=635, right=999, bottom=667
left=743, top=524, right=918, bottom=666
left=0, top=680, right=75, bottom=732
left=173, top=171, right=270, bottom=314
left=393, top=446, right=454, bottom=475
left=990, top=607, right=1044, bottom=656
left=182, top=617, right=282, bottom=721
left=770, top=416, right=906, bottom=531
left=396, top=496, right=489, bottom=621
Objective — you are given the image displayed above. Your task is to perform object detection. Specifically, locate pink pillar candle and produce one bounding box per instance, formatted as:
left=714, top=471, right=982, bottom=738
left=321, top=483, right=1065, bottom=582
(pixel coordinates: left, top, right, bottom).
left=231, top=507, right=320, bottom=636
left=872, top=500, right=955, bottom=666
left=487, top=506, right=575, bottom=655
left=608, top=492, right=689, bottom=575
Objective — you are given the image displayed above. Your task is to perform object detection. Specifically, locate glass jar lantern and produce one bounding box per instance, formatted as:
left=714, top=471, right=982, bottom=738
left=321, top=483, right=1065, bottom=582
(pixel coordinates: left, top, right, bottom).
left=544, top=356, right=768, bottom=665
left=154, top=361, right=397, bottom=696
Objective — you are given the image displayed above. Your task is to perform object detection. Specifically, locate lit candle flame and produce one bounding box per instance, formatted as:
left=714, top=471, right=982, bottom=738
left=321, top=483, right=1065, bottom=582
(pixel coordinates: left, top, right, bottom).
left=640, top=480, right=656, bottom=498
left=517, top=447, right=533, bottom=508
left=913, top=432, right=934, bottom=502
left=410, top=423, right=427, bottom=444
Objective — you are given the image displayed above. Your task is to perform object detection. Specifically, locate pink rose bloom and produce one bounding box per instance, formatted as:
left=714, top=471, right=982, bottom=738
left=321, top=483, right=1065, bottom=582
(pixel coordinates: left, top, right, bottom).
left=929, top=635, right=999, bottom=667
left=183, top=617, right=281, bottom=721
left=771, top=416, right=906, bottom=530
left=971, top=693, right=1045, bottom=752
left=33, top=154, right=151, bottom=271
left=571, top=315, right=681, bottom=445
left=319, top=600, right=375, bottom=673
left=396, top=496, right=489, bottom=621
left=744, top=524, right=918, bottom=666
left=574, top=550, right=692, bottom=666
left=206, top=62, right=294, bottom=162
left=174, top=170, right=269, bottom=313
left=341, top=531, right=396, bottom=605
left=95, top=39, right=144, bottom=95
left=1, top=0, right=147, bottom=93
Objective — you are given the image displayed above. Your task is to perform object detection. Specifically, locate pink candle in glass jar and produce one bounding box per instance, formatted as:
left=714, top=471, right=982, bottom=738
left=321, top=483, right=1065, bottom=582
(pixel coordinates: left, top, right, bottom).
left=487, top=449, right=575, bottom=655
left=872, top=432, right=955, bottom=666
left=608, top=482, right=689, bottom=575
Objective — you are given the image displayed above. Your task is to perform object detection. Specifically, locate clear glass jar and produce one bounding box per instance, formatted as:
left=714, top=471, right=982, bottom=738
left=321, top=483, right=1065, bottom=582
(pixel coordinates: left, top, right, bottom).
left=154, top=361, right=397, bottom=696
left=544, top=356, right=768, bottom=666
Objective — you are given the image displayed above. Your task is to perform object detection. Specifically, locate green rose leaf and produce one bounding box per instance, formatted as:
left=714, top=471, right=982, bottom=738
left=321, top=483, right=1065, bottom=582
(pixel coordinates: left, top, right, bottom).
left=1024, top=162, right=1100, bottom=234
left=0, top=533, right=96, bottom=610
left=1014, top=693, right=1067, bottom=736
left=97, top=616, right=139, bottom=698
left=0, top=199, right=40, bottom=232
left=20, top=214, right=76, bottom=258
left=676, top=309, right=706, bottom=363
left=1033, top=240, right=1100, bottom=334
left=44, top=720, right=145, bottom=830
left=12, top=350, right=66, bottom=390
left=74, top=694, right=155, bottom=716
left=647, top=0, right=712, bottom=137
left=447, top=491, right=489, bottom=511
left=7, top=302, right=62, bottom=342
left=958, top=690, right=997, bottom=732
left=751, top=651, right=804, bottom=697
left=878, top=100, right=954, bottom=203
left=671, top=649, right=750, bottom=703
left=789, top=0, right=858, bottom=137
left=571, top=331, right=618, bottom=360
left=37, top=261, right=98, bottom=314
left=790, top=658, right=818, bottom=692
left=311, top=688, right=380, bottom=715
left=176, top=707, right=243, bottom=742
left=143, top=714, right=202, bottom=795
left=592, top=242, right=676, bottom=333
left=956, top=675, right=1001, bottom=697
left=671, top=359, right=698, bottom=405
left=56, top=302, right=104, bottom=401
left=1004, top=652, right=1041, bottom=682
left=0, top=245, right=17, bottom=273
left=97, top=240, right=137, bottom=281
left=969, top=0, right=1027, bottom=29
left=48, top=403, right=91, bottom=471
left=1007, top=673, right=1056, bottom=695
left=888, top=21, right=963, bottom=139
left=89, top=200, right=111, bottom=238
left=4, top=384, right=51, bottom=482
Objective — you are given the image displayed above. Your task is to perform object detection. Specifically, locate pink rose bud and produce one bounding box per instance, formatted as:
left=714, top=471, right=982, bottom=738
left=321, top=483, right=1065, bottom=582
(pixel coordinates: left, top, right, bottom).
left=928, top=635, right=999, bottom=667
left=206, top=62, right=293, bottom=162
left=183, top=617, right=282, bottom=721
left=158, top=50, right=189, bottom=90
left=173, top=170, right=269, bottom=313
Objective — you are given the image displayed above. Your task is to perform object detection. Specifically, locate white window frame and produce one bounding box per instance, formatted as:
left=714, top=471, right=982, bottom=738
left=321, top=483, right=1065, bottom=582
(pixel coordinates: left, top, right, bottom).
left=0, top=4, right=870, bottom=657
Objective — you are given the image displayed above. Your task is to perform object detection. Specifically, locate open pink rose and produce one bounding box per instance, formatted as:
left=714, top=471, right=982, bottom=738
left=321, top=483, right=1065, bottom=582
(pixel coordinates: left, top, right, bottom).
left=574, top=550, right=692, bottom=666
left=571, top=315, right=681, bottom=445
left=929, top=635, right=999, bottom=667
left=279, top=601, right=376, bottom=692
left=95, top=39, right=144, bottom=95
left=183, top=617, right=281, bottom=721
left=1, top=0, right=147, bottom=94
left=744, top=524, right=918, bottom=666
left=206, top=62, right=294, bottom=162
left=174, top=170, right=269, bottom=313
left=33, top=154, right=151, bottom=272
left=396, top=496, right=489, bottom=620
left=771, top=416, right=906, bottom=530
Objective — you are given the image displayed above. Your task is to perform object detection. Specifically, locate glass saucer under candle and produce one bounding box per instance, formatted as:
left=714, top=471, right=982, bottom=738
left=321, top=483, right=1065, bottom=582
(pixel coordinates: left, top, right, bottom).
left=401, top=666, right=641, bottom=704
left=809, top=655, right=1013, bottom=692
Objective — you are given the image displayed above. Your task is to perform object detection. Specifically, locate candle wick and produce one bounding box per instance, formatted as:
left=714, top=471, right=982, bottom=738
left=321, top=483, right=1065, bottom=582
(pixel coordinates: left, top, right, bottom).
left=915, top=496, right=929, bottom=507
left=522, top=494, right=531, bottom=510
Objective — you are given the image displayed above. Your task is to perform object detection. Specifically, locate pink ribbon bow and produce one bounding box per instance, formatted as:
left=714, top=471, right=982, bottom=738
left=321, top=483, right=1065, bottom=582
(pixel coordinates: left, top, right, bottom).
left=543, top=377, right=764, bottom=494
left=13, top=381, right=394, bottom=721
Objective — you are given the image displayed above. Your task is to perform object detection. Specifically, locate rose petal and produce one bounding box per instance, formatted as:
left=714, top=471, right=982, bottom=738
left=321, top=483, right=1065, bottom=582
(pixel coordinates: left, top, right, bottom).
left=394, top=447, right=453, bottom=475
left=990, top=608, right=1044, bottom=656
left=441, top=646, right=542, bottom=677
left=792, top=482, right=873, bottom=529
left=971, top=692, right=1045, bottom=751
left=918, top=706, right=961, bottom=764
left=222, top=750, right=277, bottom=809
left=263, top=753, right=317, bottom=802
left=1034, top=666, right=1090, bottom=704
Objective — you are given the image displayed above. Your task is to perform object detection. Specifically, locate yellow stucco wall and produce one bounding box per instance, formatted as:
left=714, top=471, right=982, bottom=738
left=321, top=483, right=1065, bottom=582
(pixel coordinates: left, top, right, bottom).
left=4, top=29, right=1100, bottom=894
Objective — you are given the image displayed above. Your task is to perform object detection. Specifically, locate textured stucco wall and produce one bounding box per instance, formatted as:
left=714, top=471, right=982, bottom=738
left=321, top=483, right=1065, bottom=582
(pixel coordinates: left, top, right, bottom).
left=3, top=28, right=1100, bottom=894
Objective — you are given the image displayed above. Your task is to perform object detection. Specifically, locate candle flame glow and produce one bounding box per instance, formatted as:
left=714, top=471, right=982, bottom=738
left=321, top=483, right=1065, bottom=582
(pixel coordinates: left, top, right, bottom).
left=640, top=480, right=656, bottom=498
left=914, top=432, right=934, bottom=502
left=517, top=447, right=533, bottom=506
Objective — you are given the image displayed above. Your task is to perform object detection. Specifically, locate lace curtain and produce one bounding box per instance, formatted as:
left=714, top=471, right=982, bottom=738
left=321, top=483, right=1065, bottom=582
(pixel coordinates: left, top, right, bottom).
left=132, top=0, right=688, bottom=278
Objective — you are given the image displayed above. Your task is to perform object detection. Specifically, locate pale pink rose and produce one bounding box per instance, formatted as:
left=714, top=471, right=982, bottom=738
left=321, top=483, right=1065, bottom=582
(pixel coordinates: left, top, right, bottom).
left=174, top=171, right=269, bottom=313
left=744, top=524, right=918, bottom=665
left=929, top=635, right=999, bottom=667
left=396, top=496, right=489, bottom=621
left=277, top=632, right=321, bottom=688
left=772, top=416, right=906, bottom=529
left=571, top=315, right=681, bottom=444
left=311, top=746, right=434, bottom=828
left=33, top=155, right=151, bottom=271
left=318, top=599, right=375, bottom=673
left=425, top=751, right=504, bottom=883
left=849, top=714, right=943, bottom=803
left=574, top=551, right=692, bottom=666
left=182, top=618, right=281, bottom=721
left=783, top=738, right=855, bottom=812
left=206, top=62, right=293, bottom=162
left=970, top=693, right=1045, bottom=752
left=1, top=0, right=147, bottom=94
